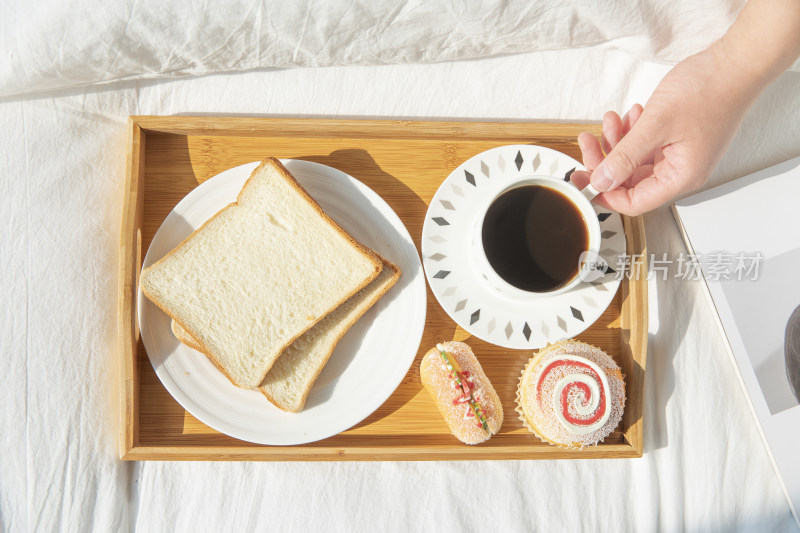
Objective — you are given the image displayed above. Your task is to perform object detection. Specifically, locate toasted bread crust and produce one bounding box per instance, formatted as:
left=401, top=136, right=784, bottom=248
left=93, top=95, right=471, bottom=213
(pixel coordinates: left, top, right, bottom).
left=260, top=259, right=400, bottom=412
left=172, top=259, right=401, bottom=412
left=140, top=157, right=383, bottom=389
left=171, top=319, right=203, bottom=351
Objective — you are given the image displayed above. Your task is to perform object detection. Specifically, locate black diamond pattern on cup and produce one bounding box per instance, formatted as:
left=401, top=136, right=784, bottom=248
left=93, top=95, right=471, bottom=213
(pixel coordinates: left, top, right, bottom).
left=433, top=270, right=451, bottom=279
left=455, top=299, right=467, bottom=312
left=428, top=253, right=446, bottom=261
left=571, top=306, right=584, bottom=322
left=505, top=322, right=513, bottom=339
left=601, top=230, right=617, bottom=239
left=564, top=167, right=576, bottom=181
left=465, top=170, right=476, bottom=186
left=470, top=309, right=480, bottom=325
left=522, top=322, right=532, bottom=341
left=440, top=200, right=455, bottom=210
left=515, top=151, right=523, bottom=171
left=481, top=160, right=490, bottom=178
left=432, top=217, right=449, bottom=226
left=598, top=212, right=612, bottom=222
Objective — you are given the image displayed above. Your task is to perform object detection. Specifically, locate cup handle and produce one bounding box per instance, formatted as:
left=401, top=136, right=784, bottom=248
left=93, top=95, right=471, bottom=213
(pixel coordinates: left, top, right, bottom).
left=581, top=183, right=600, bottom=202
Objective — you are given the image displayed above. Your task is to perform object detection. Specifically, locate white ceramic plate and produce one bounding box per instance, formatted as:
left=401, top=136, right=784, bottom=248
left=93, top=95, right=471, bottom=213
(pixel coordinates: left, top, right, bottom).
left=421, top=145, right=625, bottom=349
left=138, top=160, right=426, bottom=445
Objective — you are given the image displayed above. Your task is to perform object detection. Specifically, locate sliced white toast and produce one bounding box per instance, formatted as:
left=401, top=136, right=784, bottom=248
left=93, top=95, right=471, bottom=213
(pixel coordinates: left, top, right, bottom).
left=140, top=158, right=382, bottom=389
left=172, top=261, right=400, bottom=412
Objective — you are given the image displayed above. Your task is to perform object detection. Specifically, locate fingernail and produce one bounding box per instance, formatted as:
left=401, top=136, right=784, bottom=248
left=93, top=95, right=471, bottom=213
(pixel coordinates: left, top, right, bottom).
left=592, top=164, right=614, bottom=192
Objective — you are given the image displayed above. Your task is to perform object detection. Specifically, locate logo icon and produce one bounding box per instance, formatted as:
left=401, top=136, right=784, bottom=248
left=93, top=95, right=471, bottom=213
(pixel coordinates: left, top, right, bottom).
left=578, top=251, right=608, bottom=283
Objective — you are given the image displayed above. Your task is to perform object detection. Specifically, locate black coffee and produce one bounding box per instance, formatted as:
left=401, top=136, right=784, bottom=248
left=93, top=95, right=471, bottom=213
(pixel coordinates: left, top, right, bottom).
left=481, top=185, right=588, bottom=292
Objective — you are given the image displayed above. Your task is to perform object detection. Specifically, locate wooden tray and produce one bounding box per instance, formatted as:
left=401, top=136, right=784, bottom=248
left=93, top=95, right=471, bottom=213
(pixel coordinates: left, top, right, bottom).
left=118, top=116, right=648, bottom=461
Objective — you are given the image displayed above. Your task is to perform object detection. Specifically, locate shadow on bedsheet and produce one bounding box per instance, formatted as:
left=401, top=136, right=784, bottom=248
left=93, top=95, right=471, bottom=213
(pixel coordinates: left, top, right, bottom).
left=642, top=207, right=690, bottom=454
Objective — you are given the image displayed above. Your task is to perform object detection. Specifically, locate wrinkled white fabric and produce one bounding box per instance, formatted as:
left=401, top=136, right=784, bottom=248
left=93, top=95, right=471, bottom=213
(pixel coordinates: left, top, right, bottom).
left=3, top=2, right=800, bottom=532
left=0, top=0, right=752, bottom=97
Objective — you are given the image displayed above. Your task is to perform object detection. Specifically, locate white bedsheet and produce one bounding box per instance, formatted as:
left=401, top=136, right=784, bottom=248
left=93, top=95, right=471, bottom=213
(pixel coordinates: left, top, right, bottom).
left=2, top=0, right=753, bottom=98
left=2, top=2, right=800, bottom=531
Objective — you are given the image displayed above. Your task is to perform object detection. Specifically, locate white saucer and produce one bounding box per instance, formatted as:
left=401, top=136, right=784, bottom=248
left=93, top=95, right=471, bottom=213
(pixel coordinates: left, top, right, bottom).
left=138, top=160, right=426, bottom=445
left=421, top=145, right=625, bottom=349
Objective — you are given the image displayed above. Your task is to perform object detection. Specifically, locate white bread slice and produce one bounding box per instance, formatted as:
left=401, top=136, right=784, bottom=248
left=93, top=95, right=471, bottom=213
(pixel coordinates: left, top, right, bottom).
left=140, top=158, right=382, bottom=389
left=171, top=261, right=400, bottom=412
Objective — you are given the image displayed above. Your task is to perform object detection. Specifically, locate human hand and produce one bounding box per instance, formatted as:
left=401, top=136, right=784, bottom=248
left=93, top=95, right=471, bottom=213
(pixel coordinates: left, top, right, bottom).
left=570, top=44, right=762, bottom=216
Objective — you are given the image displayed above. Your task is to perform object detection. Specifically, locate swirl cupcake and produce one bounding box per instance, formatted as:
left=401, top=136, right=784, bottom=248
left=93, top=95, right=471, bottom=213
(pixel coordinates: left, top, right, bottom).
left=516, top=340, right=625, bottom=449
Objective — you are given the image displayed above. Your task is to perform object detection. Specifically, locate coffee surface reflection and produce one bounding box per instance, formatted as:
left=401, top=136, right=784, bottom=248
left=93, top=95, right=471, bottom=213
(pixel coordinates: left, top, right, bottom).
left=481, top=184, right=589, bottom=292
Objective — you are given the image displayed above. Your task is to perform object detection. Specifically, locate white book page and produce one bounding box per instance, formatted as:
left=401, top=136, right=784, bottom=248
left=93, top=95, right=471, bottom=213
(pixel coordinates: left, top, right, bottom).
left=673, top=156, right=800, bottom=525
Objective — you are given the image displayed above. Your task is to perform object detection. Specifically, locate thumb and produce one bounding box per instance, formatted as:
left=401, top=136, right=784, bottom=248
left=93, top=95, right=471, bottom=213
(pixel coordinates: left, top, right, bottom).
left=590, top=118, right=660, bottom=192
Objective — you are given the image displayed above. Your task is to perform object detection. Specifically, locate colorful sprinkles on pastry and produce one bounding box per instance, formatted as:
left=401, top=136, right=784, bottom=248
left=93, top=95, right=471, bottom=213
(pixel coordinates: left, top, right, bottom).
left=436, top=344, right=490, bottom=433
left=420, top=341, right=503, bottom=445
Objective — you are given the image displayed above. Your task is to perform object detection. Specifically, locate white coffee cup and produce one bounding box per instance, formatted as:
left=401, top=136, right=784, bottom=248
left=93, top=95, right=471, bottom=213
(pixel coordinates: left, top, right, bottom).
left=471, top=176, right=602, bottom=300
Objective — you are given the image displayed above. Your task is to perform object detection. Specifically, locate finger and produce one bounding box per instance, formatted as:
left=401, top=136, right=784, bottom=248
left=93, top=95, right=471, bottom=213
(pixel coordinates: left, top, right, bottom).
left=575, top=161, right=653, bottom=188
left=587, top=192, right=614, bottom=212
left=640, top=151, right=656, bottom=167
left=572, top=166, right=650, bottom=212
left=569, top=169, right=591, bottom=189
left=626, top=104, right=658, bottom=166
left=590, top=111, right=663, bottom=193
left=622, top=104, right=644, bottom=134
left=599, top=175, right=678, bottom=216
left=601, top=111, right=623, bottom=154
left=577, top=132, right=604, bottom=171
left=615, top=164, right=655, bottom=189
left=623, top=104, right=656, bottom=166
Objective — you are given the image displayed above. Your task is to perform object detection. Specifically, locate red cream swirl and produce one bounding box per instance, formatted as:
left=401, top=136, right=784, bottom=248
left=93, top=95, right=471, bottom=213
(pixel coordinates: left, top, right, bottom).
left=535, top=355, right=610, bottom=435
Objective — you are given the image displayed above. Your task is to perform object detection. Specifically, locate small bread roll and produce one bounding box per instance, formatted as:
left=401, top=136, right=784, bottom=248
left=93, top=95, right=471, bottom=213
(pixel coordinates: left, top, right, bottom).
left=420, top=341, right=503, bottom=444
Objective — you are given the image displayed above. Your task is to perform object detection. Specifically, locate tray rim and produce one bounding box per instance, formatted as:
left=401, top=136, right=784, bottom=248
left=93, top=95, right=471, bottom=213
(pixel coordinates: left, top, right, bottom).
left=118, top=115, right=648, bottom=461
